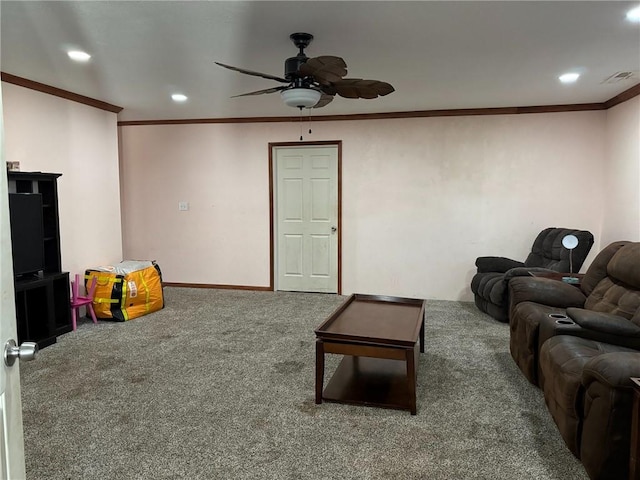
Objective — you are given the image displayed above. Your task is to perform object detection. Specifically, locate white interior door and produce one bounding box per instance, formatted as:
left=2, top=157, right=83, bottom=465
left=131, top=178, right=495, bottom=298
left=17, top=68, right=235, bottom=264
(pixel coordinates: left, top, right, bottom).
left=274, top=145, right=338, bottom=293
left=0, top=86, right=27, bottom=480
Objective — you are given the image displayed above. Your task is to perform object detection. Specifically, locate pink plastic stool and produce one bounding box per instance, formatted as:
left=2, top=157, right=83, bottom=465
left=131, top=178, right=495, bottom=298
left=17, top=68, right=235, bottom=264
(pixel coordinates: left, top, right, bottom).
left=70, top=273, right=98, bottom=331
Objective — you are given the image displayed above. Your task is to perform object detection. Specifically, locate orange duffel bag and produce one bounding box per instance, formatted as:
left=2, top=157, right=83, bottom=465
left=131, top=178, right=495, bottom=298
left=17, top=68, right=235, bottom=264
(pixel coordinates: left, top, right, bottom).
left=85, top=260, right=164, bottom=321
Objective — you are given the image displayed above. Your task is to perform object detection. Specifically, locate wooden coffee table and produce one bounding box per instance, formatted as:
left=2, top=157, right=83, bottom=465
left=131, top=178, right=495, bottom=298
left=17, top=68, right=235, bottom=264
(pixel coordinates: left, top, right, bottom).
left=315, top=294, right=426, bottom=415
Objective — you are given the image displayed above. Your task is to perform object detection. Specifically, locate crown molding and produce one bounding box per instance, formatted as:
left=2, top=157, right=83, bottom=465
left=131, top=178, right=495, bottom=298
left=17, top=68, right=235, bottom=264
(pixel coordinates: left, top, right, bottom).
left=604, top=82, right=640, bottom=109
left=1, top=72, right=123, bottom=113
left=2, top=71, right=637, bottom=124
left=118, top=103, right=611, bottom=126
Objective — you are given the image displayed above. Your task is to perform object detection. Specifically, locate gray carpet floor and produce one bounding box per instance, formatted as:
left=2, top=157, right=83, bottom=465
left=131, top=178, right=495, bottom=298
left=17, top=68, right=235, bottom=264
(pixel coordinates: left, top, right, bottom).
left=20, top=288, right=588, bottom=479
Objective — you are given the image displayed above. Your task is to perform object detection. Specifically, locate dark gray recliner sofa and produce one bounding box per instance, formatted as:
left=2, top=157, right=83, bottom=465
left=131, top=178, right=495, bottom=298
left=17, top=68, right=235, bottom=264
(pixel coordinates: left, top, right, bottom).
left=508, top=241, right=640, bottom=480
left=509, top=240, right=631, bottom=386
left=470, top=227, right=594, bottom=322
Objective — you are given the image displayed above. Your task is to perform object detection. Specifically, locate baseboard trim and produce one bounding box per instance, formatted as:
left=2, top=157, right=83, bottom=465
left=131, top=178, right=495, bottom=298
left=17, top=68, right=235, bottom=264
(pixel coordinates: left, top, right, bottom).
left=163, top=282, right=272, bottom=292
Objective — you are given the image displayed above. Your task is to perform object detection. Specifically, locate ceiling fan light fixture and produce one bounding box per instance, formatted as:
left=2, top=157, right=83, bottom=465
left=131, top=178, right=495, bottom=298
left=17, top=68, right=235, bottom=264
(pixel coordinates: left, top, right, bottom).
left=281, top=88, right=321, bottom=108
left=215, top=33, right=393, bottom=109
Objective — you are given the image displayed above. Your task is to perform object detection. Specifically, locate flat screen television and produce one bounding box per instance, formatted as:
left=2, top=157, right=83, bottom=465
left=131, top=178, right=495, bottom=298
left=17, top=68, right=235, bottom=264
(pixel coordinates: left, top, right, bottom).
left=8, top=193, right=45, bottom=277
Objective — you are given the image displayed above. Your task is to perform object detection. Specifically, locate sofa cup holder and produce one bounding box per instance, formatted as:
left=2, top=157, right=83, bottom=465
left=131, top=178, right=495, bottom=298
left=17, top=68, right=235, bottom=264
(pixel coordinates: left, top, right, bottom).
left=549, top=313, right=575, bottom=325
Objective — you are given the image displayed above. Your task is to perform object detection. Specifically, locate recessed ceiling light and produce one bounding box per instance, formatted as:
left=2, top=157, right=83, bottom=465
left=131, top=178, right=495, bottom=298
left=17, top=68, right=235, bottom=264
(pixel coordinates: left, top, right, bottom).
left=67, top=50, right=91, bottom=62
left=171, top=94, right=188, bottom=102
left=559, top=72, right=580, bottom=84
left=627, top=6, right=640, bottom=22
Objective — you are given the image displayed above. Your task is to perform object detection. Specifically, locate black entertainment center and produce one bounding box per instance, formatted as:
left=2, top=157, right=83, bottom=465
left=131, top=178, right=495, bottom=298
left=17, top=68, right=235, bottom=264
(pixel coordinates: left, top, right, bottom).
left=8, top=171, right=71, bottom=348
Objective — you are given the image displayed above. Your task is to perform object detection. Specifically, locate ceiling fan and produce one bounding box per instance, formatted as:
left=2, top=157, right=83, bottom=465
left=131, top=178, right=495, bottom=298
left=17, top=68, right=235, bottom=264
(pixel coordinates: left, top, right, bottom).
left=215, top=33, right=394, bottom=109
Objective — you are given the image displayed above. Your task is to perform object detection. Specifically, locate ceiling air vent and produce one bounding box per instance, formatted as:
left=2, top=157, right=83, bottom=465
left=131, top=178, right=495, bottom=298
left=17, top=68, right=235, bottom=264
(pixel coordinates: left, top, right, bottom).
left=601, top=71, right=637, bottom=84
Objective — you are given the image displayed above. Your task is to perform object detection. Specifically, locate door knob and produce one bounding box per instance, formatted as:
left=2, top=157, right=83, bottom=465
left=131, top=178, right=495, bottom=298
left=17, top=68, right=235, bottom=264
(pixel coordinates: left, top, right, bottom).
left=331, top=226, right=337, bottom=233
left=4, top=339, right=38, bottom=367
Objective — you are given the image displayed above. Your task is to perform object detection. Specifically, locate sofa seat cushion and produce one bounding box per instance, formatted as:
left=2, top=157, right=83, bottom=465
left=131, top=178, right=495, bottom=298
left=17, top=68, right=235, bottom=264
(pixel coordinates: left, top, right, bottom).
left=509, top=301, right=566, bottom=385
left=539, top=336, right=636, bottom=457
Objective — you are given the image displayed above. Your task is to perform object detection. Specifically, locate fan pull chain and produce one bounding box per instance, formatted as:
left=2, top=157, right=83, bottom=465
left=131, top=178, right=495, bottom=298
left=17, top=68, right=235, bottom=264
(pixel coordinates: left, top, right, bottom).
left=299, top=107, right=303, bottom=141
left=308, top=108, right=312, bottom=135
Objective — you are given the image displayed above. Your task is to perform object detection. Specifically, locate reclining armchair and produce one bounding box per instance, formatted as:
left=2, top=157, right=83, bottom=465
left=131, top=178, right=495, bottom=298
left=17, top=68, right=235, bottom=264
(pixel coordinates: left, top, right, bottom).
left=470, top=227, right=594, bottom=322
left=508, top=241, right=640, bottom=479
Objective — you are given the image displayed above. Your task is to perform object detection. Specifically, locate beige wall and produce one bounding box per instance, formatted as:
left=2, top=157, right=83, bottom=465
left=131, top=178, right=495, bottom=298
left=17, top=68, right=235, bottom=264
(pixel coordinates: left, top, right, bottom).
left=119, top=111, right=609, bottom=301
left=5, top=80, right=635, bottom=302
left=2, top=83, right=122, bottom=278
left=602, top=96, right=640, bottom=246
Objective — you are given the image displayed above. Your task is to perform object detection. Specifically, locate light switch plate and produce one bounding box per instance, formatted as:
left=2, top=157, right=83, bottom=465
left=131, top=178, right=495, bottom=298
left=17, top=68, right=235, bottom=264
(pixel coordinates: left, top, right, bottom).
left=178, top=201, right=189, bottom=211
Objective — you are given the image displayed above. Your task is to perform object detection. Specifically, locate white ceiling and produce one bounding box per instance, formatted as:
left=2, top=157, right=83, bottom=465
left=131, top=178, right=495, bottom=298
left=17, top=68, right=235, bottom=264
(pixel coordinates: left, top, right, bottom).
left=1, top=1, right=639, bottom=121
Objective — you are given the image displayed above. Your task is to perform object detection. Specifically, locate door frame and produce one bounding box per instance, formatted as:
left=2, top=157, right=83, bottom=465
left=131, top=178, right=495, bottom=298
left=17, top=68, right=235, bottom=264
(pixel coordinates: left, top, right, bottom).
left=0, top=85, right=27, bottom=478
left=269, top=140, right=342, bottom=294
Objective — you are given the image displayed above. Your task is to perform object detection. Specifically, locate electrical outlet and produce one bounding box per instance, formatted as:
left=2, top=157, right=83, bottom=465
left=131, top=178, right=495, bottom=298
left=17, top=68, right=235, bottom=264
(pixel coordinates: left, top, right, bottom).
left=178, top=201, right=189, bottom=211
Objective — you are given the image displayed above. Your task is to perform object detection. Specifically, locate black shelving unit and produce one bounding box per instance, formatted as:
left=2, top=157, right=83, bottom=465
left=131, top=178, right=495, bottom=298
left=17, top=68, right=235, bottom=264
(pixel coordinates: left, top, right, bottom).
left=8, top=171, right=71, bottom=348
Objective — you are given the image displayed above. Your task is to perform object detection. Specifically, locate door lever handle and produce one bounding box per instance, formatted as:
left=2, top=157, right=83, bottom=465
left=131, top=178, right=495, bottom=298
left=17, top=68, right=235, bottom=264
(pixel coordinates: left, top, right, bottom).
left=331, top=226, right=337, bottom=233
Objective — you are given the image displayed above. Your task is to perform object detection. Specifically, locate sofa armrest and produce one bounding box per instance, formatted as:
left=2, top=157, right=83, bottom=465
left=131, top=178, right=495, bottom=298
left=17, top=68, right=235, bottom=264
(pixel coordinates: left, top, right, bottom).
left=504, top=267, right=554, bottom=282
left=475, top=256, right=525, bottom=273
left=538, top=313, right=585, bottom=352
left=580, top=351, right=639, bottom=479
left=509, top=277, right=587, bottom=309
left=583, top=352, right=640, bottom=389
left=567, top=308, right=640, bottom=337
left=537, top=308, right=640, bottom=350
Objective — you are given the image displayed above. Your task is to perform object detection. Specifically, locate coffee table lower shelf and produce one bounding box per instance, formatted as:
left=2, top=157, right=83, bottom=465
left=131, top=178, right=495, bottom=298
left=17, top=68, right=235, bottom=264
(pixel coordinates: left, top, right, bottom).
left=322, top=355, right=413, bottom=413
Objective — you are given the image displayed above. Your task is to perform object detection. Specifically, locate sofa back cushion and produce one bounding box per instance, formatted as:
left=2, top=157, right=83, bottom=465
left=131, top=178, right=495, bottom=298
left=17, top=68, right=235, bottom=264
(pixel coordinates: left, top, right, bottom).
left=585, top=243, right=640, bottom=321
left=581, top=241, right=630, bottom=296
left=608, top=243, right=640, bottom=288
left=524, top=227, right=594, bottom=271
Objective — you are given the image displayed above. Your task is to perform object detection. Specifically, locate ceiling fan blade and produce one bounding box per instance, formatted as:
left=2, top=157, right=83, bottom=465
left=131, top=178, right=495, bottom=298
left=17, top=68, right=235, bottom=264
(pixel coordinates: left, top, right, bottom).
left=215, top=62, right=288, bottom=83
left=369, top=80, right=395, bottom=96
left=319, top=84, right=337, bottom=96
left=331, top=79, right=395, bottom=99
left=231, top=86, right=288, bottom=98
left=299, top=56, right=348, bottom=85
left=313, top=94, right=334, bottom=108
